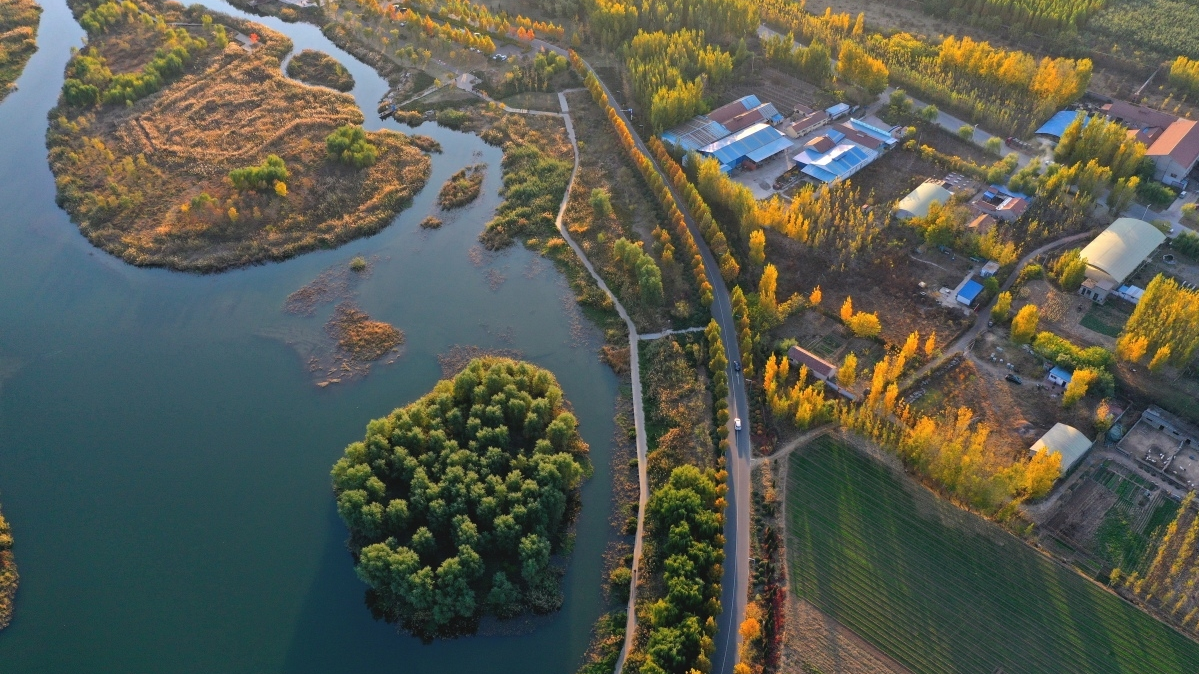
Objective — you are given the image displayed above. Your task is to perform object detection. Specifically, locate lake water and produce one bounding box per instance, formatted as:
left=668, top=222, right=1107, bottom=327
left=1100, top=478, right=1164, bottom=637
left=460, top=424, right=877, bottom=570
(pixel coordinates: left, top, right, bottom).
left=0, top=1, right=617, bottom=671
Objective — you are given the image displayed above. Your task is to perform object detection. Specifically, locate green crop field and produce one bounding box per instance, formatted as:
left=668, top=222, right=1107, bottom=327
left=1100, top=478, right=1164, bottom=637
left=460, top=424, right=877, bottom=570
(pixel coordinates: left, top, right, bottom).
left=786, top=437, right=1199, bottom=674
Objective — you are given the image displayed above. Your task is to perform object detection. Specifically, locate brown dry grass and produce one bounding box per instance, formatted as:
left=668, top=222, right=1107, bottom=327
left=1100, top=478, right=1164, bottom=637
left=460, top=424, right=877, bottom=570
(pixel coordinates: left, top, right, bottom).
left=326, top=303, right=403, bottom=361
left=0, top=0, right=40, bottom=101
left=437, top=163, right=485, bottom=209
left=47, top=16, right=434, bottom=272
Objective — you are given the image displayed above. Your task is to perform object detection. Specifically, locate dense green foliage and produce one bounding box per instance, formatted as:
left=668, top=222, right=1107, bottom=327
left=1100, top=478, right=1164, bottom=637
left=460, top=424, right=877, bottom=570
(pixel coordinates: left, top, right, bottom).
left=228, top=154, right=289, bottom=191
left=760, top=32, right=832, bottom=84
left=331, top=358, right=589, bottom=639
left=626, top=29, right=732, bottom=132
left=481, top=144, right=571, bottom=246
left=641, top=466, right=726, bottom=674
left=0, top=0, right=41, bottom=102
left=613, top=237, right=664, bottom=305
left=920, top=0, right=1104, bottom=36
left=1032, top=331, right=1116, bottom=392
left=491, top=50, right=569, bottom=97
left=587, top=0, right=756, bottom=48
left=1089, top=0, right=1199, bottom=61
left=64, top=2, right=215, bottom=106
left=326, top=125, right=378, bottom=168
left=1054, top=113, right=1144, bottom=180
left=787, top=437, right=1199, bottom=674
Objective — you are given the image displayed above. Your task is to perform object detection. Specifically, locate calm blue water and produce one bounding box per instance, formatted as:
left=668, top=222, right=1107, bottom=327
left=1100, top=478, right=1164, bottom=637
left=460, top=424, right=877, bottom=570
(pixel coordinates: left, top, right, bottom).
left=0, top=2, right=616, bottom=671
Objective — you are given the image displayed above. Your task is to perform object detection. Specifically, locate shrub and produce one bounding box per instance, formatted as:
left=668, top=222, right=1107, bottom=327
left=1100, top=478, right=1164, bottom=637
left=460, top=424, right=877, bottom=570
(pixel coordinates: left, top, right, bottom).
left=1137, top=180, right=1176, bottom=208
left=228, top=155, right=289, bottom=192
left=325, top=125, right=378, bottom=168
left=349, top=256, right=367, bottom=272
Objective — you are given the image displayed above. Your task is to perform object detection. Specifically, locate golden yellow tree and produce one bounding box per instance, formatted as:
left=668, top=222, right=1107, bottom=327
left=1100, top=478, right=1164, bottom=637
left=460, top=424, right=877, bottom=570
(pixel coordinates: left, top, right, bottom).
left=924, top=331, right=937, bottom=358
left=900, top=332, right=919, bottom=360
left=759, top=264, right=779, bottom=316
left=809, top=285, right=822, bottom=306
left=840, top=296, right=854, bottom=322
left=1062, top=368, right=1099, bottom=406
left=1149, top=345, right=1172, bottom=373
left=838, top=352, right=858, bottom=387
left=748, top=230, right=766, bottom=265
left=1116, top=333, right=1149, bottom=363
left=1024, top=449, right=1062, bottom=499
left=739, top=617, right=761, bottom=642
left=1010, top=304, right=1039, bottom=344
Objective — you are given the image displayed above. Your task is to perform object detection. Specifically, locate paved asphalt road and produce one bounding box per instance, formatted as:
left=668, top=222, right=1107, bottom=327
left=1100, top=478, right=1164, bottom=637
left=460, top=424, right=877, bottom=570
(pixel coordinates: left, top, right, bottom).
left=580, top=60, right=752, bottom=674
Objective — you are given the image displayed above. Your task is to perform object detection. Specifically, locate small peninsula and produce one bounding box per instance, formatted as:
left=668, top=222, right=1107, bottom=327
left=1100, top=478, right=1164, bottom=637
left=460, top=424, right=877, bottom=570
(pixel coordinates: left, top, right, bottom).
left=286, top=49, right=354, bottom=92
left=331, top=357, right=589, bottom=640
left=0, top=0, right=41, bottom=101
left=46, top=0, right=433, bottom=272
left=0, top=504, right=17, bottom=630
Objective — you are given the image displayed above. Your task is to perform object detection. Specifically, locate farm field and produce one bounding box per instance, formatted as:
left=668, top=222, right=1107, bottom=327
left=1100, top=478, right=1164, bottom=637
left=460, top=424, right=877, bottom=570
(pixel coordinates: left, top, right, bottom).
left=786, top=436, right=1199, bottom=674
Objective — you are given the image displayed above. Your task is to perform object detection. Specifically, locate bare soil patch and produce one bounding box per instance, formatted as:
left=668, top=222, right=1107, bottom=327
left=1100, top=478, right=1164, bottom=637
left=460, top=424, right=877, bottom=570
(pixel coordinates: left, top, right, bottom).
left=47, top=12, right=434, bottom=272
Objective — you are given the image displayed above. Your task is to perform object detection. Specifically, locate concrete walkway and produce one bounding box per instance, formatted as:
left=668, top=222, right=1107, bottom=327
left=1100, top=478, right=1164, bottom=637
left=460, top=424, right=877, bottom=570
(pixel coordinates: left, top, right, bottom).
left=548, top=92, right=651, bottom=668
left=638, top=326, right=707, bottom=340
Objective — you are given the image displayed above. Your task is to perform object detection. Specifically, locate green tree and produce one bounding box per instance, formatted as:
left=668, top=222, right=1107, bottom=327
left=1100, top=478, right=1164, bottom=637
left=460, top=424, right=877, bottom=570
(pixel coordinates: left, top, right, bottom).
left=326, top=125, right=378, bottom=168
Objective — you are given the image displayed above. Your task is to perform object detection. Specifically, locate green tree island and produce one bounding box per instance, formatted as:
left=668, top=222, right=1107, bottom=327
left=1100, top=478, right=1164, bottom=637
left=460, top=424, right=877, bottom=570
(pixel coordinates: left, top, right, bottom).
left=331, top=358, right=590, bottom=640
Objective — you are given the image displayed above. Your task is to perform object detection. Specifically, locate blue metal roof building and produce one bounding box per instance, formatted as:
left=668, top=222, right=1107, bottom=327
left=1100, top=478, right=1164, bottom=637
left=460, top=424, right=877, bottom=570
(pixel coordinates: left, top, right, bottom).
left=956, top=280, right=984, bottom=305
left=797, top=144, right=876, bottom=183
left=1036, top=110, right=1090, bottom=140
left=698, top=123, right=790, bottom=173
left=661, top=117, right=733, bottom=152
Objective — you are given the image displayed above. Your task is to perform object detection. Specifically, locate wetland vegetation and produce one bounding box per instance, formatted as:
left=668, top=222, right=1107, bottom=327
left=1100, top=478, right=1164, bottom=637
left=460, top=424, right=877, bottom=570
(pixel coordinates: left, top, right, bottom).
left=331, top=357, right=590, bottom=640
left=285, top=48, right=354, bottom=91
left=0, top=0, right=42, bottom=101
left=0, top=504, right=16, bottom=631
left=46, top=0, right=433, bottom=272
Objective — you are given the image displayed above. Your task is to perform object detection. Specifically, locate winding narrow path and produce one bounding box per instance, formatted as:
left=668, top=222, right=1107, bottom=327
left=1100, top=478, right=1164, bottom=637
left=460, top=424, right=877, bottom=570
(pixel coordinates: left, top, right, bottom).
left=904, top=229, right=1096, bottom=386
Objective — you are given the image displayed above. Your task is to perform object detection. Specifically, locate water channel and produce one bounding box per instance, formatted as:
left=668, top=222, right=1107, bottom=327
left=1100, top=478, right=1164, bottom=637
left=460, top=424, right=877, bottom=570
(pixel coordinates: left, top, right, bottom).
left=0, top=1, right=618, bottom=671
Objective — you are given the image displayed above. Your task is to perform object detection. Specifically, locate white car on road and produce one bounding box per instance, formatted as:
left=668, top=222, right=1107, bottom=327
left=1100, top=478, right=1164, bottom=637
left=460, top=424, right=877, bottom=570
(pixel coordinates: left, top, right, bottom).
left=734, top=418, right=742, bottom=431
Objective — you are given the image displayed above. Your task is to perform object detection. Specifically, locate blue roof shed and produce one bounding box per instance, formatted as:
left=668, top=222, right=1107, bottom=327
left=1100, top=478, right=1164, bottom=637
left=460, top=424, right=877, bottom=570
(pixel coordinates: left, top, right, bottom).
left=956, top=280, right=984, bottom=305
left=698, top=123, right=789, bottom=173
left=1036, top=110, right=1089, bottom=140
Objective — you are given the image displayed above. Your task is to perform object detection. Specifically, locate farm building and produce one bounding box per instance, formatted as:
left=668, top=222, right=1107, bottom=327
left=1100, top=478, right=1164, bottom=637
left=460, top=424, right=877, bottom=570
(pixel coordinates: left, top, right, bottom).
left=895, top=181, right=952, bottom=220
left=970, top=184, right=1030, bottom=222
left=956, top=280, right=984, bottom=306
left=1101, top=101, right=1199, bottom=188
left=1035, top=110, right=1090, bottom=140
left=697, top=123, right=792, bottom=173
left=1076, top=217, right=1165, bottom=303
left=967, top=214, right=996, bottom=236
left=782, top=110, right=830, bottom=139
left=660, top=95, right=784, bottom=153
left=792, top=120, right=895, bottom=183
left=1047, top=366, right=1072, bottom=387
left=787, top=345, right=838, bottom=383
left=979, top=261, right=1000, bottom=278
left=1146, top=118, right=1199, bottom=189
left=1031, top=423, right=1093, bottom=475
left=706, top=95, right=784, bottom=133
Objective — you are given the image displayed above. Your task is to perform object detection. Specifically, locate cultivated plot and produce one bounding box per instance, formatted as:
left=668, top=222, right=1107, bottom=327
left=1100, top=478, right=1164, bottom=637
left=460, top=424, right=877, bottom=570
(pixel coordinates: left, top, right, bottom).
left=786, top=436, right=1199, bottom=674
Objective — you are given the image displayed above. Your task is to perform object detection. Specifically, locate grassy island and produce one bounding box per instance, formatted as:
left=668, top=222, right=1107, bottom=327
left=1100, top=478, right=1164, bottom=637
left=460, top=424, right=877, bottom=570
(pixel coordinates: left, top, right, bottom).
left=0, top=0, right=41, bottom=101
left=285, top=49, right=354, bottom=92
left=437, top=163, right=485, bottom=209
left=46, top=0, right=433, bottom=272
left=331, top=357, right=590, bottom=640
left=0, top=505, right=16, bottom=631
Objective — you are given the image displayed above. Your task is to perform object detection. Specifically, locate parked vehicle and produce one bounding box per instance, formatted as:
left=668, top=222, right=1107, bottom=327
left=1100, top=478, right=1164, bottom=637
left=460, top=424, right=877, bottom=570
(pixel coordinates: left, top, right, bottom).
left=734, top=417, right=742, bottom=431
left=1005, top=374, right=1023, bottom=385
